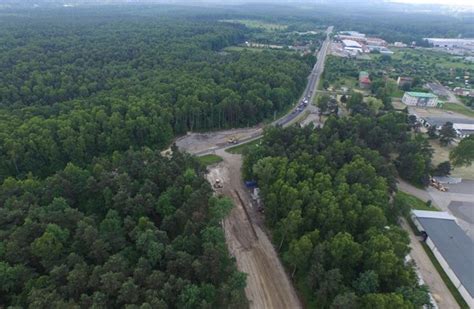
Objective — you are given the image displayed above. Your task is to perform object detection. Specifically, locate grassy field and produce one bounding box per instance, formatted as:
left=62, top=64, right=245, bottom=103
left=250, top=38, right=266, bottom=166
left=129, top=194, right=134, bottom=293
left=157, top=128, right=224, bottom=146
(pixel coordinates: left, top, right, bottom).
left=223, top=46, right=265, bottom=53
left=396, top=191, right=438, bottom=211
left=441, top=103, right=474, bottom=118
left=226, top=138, right=262, bottom=154
left=429, top=140, right=474, bottom=180
left=224, top=46, right=296, bottom=54
left=197, top=154, right=223, bottom=166
left=327, top=76, right=357, bottom=90
left=220, top=19, right=287, bottom=31
left=391, top=48, right=474, bottom=71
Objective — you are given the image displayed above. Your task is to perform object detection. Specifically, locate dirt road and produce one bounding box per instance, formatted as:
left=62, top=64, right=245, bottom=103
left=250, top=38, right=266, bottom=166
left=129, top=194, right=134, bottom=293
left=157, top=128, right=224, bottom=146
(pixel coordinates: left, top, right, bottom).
left=207, top=149, right=302, bottom=309
left=400, top=219, right=460, bottom=309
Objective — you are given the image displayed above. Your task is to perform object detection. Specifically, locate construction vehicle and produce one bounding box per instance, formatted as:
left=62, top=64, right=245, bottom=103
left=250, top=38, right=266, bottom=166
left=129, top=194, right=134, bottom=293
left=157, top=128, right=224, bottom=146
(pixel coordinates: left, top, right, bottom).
left=227, top=135, right=239, bottom=144
left=213, top=178, right=223, bottom=189
left=430, top=178, right=448, bottom=192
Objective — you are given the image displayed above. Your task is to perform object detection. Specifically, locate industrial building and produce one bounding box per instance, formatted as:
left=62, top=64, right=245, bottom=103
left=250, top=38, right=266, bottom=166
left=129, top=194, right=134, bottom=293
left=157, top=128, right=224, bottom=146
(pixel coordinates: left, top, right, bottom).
left=402, top=92, right=438, bottom=107
left=453, top=123, right=474, bottom=138
left=417, top=116, right=474, bottom=138
left=342, top=39, right=363, bottom=54
left=453, top=87, right=474, bottom=97
left=425, top=38, right=474, bottom=49
left=411, top=210, right=474, bottom=308
left=336, top=31, right=391, bottom=56
left=339, top=31, right=366, bottom=38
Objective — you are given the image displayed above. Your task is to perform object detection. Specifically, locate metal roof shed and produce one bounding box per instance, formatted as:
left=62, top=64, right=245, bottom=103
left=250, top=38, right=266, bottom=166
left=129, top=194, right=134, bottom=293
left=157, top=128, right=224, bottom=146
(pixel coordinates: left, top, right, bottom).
left=411, top=210, right=474, bottom=307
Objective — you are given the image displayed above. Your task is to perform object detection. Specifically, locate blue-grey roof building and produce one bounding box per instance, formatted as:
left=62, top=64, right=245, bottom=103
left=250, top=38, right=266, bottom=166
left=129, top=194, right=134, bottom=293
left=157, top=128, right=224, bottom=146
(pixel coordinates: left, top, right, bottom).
left=411, top=210, right=474, bottom=307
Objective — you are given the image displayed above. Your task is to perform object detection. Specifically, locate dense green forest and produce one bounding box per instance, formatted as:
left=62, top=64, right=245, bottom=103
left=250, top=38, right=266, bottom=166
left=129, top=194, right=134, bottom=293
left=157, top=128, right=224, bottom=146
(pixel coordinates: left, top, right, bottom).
left=0, top=148, right=247, bottom=308
left=242, top=117, right=430, bottom=307
left=0, top=7, right=318, bottom=308
left=0, top=11, right=314, bottom=180
left=0, top=4, right=467, bottom=308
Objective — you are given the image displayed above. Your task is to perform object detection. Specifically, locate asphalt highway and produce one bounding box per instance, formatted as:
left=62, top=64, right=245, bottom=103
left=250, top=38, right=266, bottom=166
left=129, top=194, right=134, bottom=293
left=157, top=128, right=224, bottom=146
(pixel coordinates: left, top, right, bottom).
left=275, top=26, right=333, bottom=126
left=183, top=26, right=333, bottom=157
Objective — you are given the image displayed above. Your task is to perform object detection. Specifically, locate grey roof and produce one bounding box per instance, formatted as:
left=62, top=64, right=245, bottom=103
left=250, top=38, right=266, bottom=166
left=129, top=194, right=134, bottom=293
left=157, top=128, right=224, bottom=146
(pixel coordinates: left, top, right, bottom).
left=417, top=217, right=474, bottom=297
left=422, top=117, right=474, bottom=128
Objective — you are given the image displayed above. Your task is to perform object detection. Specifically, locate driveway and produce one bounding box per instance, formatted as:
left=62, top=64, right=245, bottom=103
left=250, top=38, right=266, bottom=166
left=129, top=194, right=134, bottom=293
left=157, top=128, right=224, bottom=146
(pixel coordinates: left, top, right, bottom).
left=398, top=179, right=474, bottom=239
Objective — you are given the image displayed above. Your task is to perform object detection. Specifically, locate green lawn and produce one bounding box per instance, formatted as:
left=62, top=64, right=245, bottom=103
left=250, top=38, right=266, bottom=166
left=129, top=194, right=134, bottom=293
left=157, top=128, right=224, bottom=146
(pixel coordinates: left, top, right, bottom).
left=197, top=154, right=223, bottom=166
left=440, top=103, right=474, bottom=118
left=226, top=138, right=262, bottom=154
left=391, top=48, right=474, bottom=70
left=224, top=46, right=265, bottom=53
left=220, top=19, right=287, bottom=31
left=396, top=191, right=438, bottom=211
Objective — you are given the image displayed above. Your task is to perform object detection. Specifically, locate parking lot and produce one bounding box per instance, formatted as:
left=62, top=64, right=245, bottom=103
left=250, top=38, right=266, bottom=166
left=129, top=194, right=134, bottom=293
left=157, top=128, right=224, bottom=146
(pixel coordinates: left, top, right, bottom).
left=429, top=180, right=474, bottom=239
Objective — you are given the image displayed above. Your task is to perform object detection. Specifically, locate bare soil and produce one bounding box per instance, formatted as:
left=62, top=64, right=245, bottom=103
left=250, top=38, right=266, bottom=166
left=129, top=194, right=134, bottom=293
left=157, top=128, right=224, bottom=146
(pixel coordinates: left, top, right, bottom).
left=176, top=127, right=263, bottom=155
left=207, top=149, right=302, bottom=309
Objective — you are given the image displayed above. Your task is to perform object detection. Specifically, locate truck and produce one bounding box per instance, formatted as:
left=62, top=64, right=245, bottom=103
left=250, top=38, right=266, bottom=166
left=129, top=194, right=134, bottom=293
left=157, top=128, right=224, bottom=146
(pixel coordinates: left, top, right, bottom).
left=213, top=178, right=223, bottom=189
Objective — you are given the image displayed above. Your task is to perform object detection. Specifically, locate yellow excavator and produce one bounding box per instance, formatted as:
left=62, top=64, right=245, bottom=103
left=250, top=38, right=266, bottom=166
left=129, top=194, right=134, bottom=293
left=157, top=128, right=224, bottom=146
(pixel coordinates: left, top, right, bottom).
left=227, top=135, right=240, bottom=144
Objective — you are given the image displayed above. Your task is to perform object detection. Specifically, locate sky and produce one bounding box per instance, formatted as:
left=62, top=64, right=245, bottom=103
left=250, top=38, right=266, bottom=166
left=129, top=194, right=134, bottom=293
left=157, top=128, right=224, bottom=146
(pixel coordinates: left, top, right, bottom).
left=391, top=0, right=474, bottom=6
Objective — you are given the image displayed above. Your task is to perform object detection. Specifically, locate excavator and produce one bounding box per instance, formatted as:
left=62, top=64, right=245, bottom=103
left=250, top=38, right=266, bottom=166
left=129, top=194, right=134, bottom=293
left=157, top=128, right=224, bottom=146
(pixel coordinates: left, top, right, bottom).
left=213, top=178, right=223, bottom=189
left=227, top=135, right=240, bottom=144
left=430, top=177, right=448, bottom=192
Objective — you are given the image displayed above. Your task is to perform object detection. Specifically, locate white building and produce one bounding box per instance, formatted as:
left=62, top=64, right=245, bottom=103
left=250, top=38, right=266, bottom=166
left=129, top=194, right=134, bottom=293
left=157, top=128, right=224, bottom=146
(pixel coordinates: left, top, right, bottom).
left=342, top=39, right=363, bottom=53
left=402, top=92, right=438, bottom=107
left=394, top=41, right=408, bottom=48
left=453, top=123, right=474, bottom=138
left=411, top=210, right=474, bottom=308
left=339, top=31, right=366, bottom=38
left=418, top=116, right=474, bottom=139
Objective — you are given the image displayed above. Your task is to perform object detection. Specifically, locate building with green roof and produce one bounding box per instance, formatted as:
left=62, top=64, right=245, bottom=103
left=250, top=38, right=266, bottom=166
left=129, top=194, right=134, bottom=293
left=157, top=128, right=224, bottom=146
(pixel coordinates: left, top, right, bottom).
left=402, top=91, right=438, bottom=107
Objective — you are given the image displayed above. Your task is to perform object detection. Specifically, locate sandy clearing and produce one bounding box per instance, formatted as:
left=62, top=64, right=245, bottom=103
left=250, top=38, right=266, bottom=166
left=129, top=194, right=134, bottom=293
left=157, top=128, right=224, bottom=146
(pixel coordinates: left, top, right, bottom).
left=208, top=149, right=302, bottom=309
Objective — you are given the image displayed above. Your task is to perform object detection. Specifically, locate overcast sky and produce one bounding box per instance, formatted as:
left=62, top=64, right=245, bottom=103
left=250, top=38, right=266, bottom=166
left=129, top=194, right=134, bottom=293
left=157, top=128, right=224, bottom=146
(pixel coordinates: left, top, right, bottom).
left=392, top=0, right=474, bottom=6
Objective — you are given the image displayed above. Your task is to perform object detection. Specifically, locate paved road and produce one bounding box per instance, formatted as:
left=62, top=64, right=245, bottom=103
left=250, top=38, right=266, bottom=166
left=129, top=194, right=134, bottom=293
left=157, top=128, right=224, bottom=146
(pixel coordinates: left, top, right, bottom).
left=178, top=26, right=333, bottom=157
left=275, top=26, right=333, bottom=127
left=427, top=82, right=461, bottom=104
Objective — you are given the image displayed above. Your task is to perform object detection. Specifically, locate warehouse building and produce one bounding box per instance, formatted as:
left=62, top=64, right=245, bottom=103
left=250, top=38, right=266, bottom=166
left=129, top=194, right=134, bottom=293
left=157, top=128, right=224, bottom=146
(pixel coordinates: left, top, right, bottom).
left=411, top=210, right=474, bottom=308
left=402, top=92, right=438, bottom=107
left=418, top=116, right=474, bottom=139
left=342, top=39, right=363, bottom=54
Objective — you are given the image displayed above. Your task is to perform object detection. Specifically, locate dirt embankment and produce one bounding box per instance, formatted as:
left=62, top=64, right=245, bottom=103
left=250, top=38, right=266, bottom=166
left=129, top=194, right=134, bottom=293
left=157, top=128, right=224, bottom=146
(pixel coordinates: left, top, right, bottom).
left=207, top=149, right=301, bottom=309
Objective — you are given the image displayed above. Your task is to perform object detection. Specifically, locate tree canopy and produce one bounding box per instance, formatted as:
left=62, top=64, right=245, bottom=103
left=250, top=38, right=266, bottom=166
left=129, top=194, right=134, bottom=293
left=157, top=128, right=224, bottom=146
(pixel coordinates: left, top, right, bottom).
left=243, top=122, right=429, bottom=307
left=0, top=12, right=314, bottom=180
left=0, top=148, right=247, bottom=308
left=450, top=135, right=474, bottom=167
